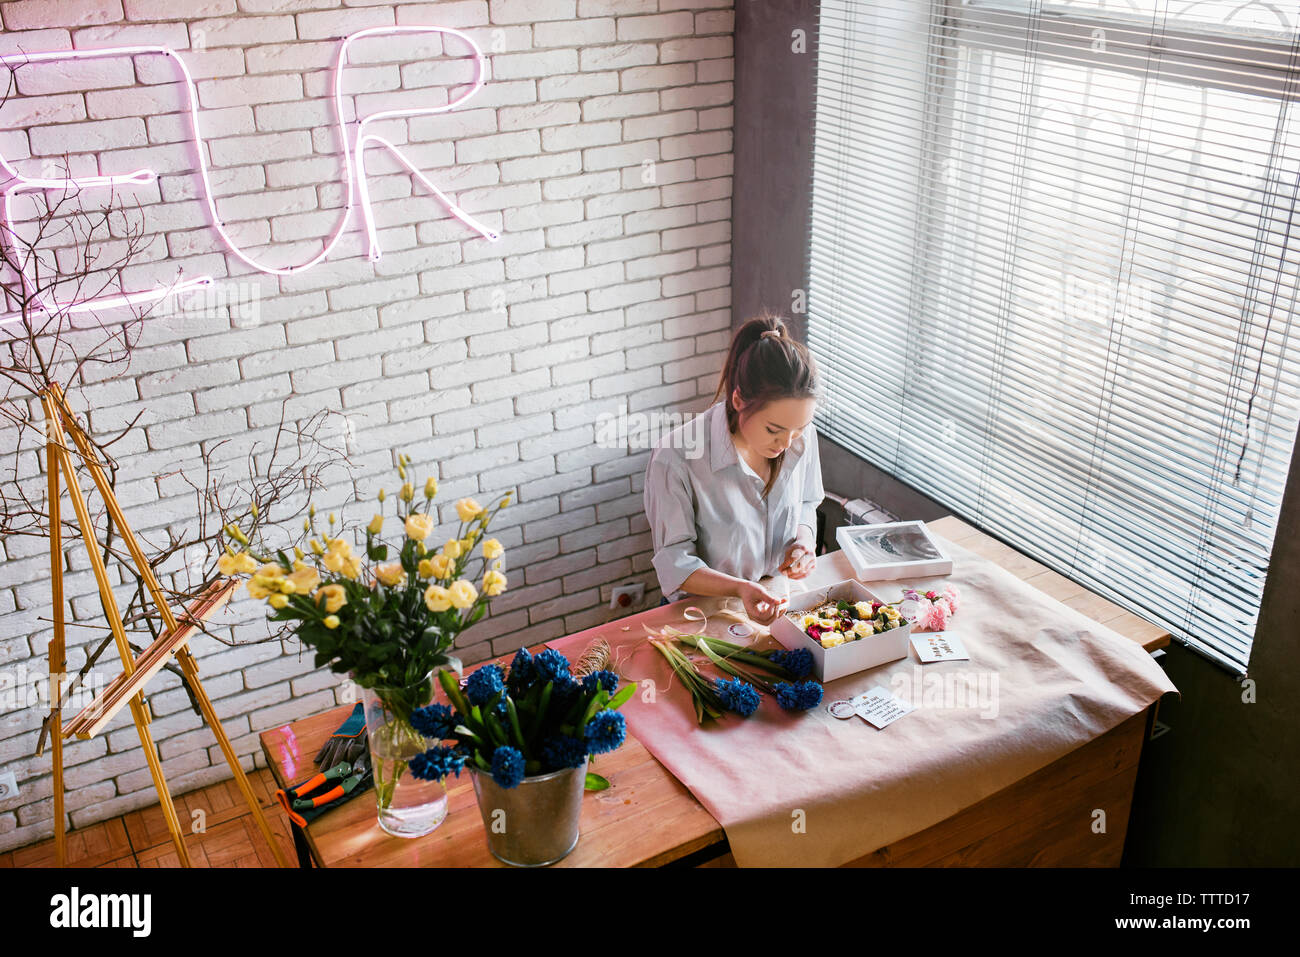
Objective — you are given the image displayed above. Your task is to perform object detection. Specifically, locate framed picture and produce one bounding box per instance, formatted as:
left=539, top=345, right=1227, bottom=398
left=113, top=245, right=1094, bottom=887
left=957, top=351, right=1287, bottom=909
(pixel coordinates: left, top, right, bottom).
left=835, top=520, right=954, bottom=582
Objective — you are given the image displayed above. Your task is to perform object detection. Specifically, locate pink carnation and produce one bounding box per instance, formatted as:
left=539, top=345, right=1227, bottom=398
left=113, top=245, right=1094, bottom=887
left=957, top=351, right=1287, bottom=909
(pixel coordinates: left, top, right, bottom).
left=927, top=600, right=951, bottom=630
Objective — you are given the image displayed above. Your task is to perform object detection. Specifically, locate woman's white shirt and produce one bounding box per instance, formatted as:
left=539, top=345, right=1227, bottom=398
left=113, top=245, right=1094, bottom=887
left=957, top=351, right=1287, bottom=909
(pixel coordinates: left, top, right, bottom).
left=643, top=400, right=824, bottom=602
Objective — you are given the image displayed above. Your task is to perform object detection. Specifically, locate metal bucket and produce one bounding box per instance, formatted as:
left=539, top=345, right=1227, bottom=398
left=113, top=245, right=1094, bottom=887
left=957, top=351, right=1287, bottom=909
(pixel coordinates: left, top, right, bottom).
left=470, top=758, right=587, bottom=867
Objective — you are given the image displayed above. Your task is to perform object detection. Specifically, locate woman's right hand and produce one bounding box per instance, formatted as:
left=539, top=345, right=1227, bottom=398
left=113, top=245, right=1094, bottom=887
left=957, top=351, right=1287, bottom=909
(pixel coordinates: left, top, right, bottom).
left=738, top=580, right=783, bottom=625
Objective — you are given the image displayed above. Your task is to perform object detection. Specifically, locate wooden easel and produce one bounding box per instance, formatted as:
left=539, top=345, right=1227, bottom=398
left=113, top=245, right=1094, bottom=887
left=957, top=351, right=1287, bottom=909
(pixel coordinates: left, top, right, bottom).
left=39, top=383, right=288, bottom=867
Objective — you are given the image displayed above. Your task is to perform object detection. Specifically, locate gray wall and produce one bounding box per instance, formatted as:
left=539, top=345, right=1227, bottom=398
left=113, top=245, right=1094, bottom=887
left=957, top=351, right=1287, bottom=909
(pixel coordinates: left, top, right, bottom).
left=732, top=0, right=1300, bottom=865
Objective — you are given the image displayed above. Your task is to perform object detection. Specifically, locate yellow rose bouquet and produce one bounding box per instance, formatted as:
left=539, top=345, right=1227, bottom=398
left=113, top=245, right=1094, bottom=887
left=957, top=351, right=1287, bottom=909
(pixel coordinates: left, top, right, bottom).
left=219, top=453, right=513, bottom=828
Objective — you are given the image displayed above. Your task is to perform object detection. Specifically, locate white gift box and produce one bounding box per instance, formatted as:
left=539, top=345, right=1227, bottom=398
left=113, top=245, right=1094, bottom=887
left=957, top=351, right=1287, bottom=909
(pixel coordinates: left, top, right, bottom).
left=835, top=520, right=954, bottom=582
left=770, top=579, right=911, bottom=682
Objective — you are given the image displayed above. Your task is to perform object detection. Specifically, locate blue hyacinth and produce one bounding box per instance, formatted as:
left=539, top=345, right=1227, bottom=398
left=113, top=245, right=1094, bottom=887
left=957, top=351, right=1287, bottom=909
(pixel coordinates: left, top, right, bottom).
left=465, top=664, right=505, bottom=706
left=582, top=710, right=626, bottom=755
left=774, top=680, right=824, bottom=711
left=508, top=647, right=535, bottom=690
left=410, top=745, right=467, bottom=782
left=771, top=648, right=814, bottom=679
left=489, top=745, right=526, bottom=789
left=410, top=702, right=456, bottom=740
left=581, top=669, right=619, bottom=696
left=541, top=734, right=588, bottom=771
left=534, top=648, right=571, bottom=685
left=549, top=672, right=581, bottom=708
left=714, top=677, right=761, bottom=717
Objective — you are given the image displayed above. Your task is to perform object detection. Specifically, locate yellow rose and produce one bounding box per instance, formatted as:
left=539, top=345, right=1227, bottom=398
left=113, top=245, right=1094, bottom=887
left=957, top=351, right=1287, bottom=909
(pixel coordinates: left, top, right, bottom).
left=455, top=497, right=484, bottom=522
left=218, top=552, right=239, bottom=576
left=367, top=514, right=384, bottom=536
left=801, top=614, right=817, bottom=629
left=310, top=538, right=325, bottom=556
left=852, top=619, right=875, bottom=638
left=420, top=554, right=451, bottom=580
left=315, top=584, right=347, bottom=614
left=341, top=555, right=362, bottom=580
left=854, top=600, right=873, bottom=617
left=483, top=569, right=507, bottom=596
left=256, top=562, right=287, bottom=580
left=442, top=538, right=462, bottom=560
left=425, top=476, right=438, bottom=499
left=322, top=549, right=346, bottom=574
left=246, top=577, right=272, bottom=600
left=375, top=562, right=405, bottom=587
left=424, top=584, right=452, bottom=612
left=400, top=482, right=415, bottom=502
left=448, top=579, right=478, bottom=609
left=326, top=538, right=352, bottom=558
left=820, top=633, right=846, bottom=649
left=287, top=564, right=320, bottom=595
left=482, top=538, right=503, bottom=560
left=234, top=553, right=258, bottom=574
left=405, top=513, right=434, bottom=541
left=268, top=593, right=289, bottom=610
left=324, top=615, right=340, bottom=630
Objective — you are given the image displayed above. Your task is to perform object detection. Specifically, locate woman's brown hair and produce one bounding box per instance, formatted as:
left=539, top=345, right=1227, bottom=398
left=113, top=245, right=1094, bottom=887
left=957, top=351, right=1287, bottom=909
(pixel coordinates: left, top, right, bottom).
left=712, top=312, right=819, bottom=498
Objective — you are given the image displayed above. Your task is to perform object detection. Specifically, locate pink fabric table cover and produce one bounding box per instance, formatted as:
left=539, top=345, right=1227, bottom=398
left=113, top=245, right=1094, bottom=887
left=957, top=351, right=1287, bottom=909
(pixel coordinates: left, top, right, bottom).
left=547, top=530, right=1179, bottom=867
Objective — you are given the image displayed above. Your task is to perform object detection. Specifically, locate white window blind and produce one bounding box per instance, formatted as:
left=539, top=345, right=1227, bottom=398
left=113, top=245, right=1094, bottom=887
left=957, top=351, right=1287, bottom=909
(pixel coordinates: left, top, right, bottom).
left=808, top=0, right=1300, bottom=674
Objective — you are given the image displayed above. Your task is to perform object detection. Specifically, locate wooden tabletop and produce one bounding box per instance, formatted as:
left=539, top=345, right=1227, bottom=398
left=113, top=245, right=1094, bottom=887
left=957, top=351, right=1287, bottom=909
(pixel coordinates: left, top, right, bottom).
left=926, top=516, right=1171, bottom=652
left=258, top=515, right=1170, bottom=867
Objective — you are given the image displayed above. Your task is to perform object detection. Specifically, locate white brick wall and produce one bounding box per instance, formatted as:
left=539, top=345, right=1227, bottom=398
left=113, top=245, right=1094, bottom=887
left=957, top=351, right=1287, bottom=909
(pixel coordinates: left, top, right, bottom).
left=0, top=0, right=734, bottom=852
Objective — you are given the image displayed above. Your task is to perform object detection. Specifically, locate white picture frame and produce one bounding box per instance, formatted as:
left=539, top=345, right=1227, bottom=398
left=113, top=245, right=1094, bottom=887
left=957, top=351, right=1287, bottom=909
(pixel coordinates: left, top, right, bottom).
left=835, top=520, right=954, bottom=582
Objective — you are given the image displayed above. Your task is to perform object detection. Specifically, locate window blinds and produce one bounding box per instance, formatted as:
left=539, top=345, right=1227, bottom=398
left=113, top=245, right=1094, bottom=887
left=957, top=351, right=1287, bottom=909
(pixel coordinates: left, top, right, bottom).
left=807, top=0, right=1300, bottom=674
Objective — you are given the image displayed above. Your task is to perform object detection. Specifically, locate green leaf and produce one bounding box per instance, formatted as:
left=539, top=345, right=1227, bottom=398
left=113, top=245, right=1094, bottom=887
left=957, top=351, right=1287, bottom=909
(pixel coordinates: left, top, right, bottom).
left=584, top=772, right=610, bottom=792
left=607, top=682, right=636, bottom=710
left=484, top=710, right=509, bottom=748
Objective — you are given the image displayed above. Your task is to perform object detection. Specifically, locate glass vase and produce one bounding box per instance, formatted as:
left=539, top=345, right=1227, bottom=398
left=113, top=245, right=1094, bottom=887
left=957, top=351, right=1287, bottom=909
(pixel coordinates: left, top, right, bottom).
left=361, top=676, right=448, bottom=839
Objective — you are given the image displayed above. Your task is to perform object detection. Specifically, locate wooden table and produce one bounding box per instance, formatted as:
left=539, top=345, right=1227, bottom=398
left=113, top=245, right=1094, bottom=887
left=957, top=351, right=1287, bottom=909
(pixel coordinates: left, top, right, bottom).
left=258, top=515, right=1170, bottom=867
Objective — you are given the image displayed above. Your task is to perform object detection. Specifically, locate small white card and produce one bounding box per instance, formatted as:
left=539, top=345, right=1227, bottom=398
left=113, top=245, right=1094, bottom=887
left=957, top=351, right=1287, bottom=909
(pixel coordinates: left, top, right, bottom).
left=850, top=685, right=915, bottom=729
left=910, top=631, right=969, bottom=663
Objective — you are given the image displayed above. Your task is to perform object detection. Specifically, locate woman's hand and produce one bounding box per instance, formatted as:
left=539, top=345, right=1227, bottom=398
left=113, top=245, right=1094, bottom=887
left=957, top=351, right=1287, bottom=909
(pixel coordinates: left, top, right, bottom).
left=738, top=580, right=783, bottom=626
left=779, top=538, right=816, bottom=580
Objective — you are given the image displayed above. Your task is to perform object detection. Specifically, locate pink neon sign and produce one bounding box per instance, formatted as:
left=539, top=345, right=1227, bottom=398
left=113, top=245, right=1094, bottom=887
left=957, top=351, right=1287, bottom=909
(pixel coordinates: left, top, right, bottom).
left=0, top=26, right=499, bottom=327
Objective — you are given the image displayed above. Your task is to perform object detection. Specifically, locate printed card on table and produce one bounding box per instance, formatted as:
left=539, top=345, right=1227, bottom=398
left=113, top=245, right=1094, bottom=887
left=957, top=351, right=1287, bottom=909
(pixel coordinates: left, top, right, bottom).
left=850, top=686, right=915, bottom=729
left=910, top=631, right=969, bottom=663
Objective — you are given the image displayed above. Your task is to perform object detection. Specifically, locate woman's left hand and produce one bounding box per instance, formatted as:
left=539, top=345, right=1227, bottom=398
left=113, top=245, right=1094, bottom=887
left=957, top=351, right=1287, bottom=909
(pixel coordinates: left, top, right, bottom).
left=779, top=540, right=816, bottom=580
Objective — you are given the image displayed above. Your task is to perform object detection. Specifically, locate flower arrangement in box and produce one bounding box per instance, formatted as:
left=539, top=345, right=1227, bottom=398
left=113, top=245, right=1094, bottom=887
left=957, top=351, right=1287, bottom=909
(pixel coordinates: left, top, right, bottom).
left=406, top=648, right=635, bottom=865
left=788, top=598, right=905, bottom=649
left=218, top=453, right=513, bottom=837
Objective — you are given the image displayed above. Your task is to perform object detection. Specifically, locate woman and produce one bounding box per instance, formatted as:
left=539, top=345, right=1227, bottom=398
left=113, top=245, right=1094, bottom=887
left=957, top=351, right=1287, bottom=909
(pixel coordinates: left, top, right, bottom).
left=643, top=313, right=824, bottom=625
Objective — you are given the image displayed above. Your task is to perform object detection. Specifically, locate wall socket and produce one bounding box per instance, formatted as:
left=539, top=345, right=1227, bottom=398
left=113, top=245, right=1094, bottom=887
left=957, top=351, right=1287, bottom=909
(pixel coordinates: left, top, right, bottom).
left=610, top=582, right=645, bottom=610
left=0, top=771, right=18, bottom=801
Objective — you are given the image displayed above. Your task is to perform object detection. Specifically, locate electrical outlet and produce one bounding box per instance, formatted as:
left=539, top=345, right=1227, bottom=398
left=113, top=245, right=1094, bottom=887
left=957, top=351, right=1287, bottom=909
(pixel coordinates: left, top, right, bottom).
left=610, top=582, right=645, bottom=610
left=0, top=771, right=18, bottom=801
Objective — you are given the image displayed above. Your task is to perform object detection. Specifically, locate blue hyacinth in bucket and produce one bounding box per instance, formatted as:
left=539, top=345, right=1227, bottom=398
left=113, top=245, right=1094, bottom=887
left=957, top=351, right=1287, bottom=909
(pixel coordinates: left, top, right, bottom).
left=408, top=648, right=635, bottom=866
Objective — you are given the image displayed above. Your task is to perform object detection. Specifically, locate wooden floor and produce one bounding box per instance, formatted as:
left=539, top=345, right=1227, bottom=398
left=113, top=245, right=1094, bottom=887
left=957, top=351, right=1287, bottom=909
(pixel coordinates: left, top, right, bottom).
left=0, top=769, right=295, bottom=868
